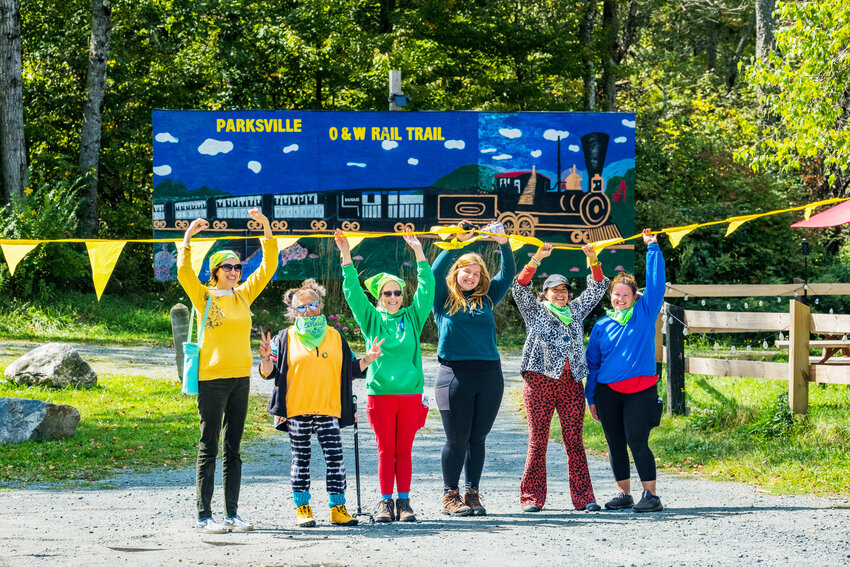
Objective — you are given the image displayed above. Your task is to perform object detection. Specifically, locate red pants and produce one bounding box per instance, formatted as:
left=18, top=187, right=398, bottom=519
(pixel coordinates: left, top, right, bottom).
left=520, top=367, right=596, bottom=510
left=367, top=394, right=427, bottom=495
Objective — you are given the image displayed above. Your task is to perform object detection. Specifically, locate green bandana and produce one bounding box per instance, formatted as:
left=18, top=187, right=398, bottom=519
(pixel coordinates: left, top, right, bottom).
left=606, top=304, right=636, bottom=326
left=542, top=301, right=573, bottom=326
left=209, top=250, right=239, bottom=269
left=363, top=272, right=405, bottom=299
left=294, top=315, right=328, bottom=350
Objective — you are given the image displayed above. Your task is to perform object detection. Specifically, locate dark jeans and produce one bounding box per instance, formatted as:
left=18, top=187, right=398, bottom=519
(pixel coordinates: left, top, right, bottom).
left=595, top=382, right=657, bottom=482
left=196, top=376, right=250, bottom=519
left=435, top=358, right=504, bottom=492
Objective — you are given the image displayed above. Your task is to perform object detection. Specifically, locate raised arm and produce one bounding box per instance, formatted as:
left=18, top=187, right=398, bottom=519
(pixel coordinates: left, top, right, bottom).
left=238, top=208, right=279, bottom=303
left=512, top=243, right=551, bottom=324
left=636, top=229, right=666, bottom=319
left=176, top=218, right=210, bottom=308
left=404, top=231, right=435, bottom=330
left=568, top=243, right=608, bottom=321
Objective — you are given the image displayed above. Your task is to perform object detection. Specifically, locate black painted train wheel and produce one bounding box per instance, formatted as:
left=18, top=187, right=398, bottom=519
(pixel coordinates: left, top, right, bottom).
left=516, top=215, right=535, bottom=237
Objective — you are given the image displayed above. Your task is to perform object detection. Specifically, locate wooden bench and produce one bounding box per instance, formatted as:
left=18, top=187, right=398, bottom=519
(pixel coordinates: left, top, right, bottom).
left=775, top=337, right=850, bottom=363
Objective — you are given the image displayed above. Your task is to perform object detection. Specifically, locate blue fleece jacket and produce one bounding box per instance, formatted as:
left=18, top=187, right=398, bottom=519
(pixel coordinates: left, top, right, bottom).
left=431, top=241, right=516, bottom=361
left=585, top=243, right=665, bottom=405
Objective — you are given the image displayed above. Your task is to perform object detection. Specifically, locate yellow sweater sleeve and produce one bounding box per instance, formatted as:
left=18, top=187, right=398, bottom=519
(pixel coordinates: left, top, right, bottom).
left=176, top=243, right=208, bottom=311
left=237, top=237, right=279, bottom=304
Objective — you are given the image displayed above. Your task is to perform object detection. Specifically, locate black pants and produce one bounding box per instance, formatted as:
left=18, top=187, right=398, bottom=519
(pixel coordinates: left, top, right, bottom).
left=196, top=376, right=250, bottom=519
left=435, top=358, right=504, bottom=491
left=595, top=383, right=657, bottom=482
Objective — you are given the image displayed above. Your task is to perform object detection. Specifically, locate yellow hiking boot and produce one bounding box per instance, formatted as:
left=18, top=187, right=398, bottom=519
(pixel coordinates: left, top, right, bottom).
left=295, top=504, right=316, bottom=527
left=329, top=504, right=358, bottom=526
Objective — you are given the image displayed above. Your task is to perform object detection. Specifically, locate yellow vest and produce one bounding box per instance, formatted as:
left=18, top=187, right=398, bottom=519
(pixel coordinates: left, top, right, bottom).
left=285, top=327, right=343, bottom=418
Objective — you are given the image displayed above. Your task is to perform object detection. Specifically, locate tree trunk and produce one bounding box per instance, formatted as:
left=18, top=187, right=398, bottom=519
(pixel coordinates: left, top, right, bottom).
left=601, top=0, right=617, bottom=111
left=79, top=0, right=112, bottom=236
left=0, top=0, right=26, bottom=205
left=755, top=0, right=775, bottom=60
left=579, top=0, right=596, bottom=111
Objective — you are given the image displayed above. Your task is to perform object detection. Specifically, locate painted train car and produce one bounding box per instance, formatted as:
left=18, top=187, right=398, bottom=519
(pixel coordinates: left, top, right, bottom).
left=152, top=132, right=622, bottom=243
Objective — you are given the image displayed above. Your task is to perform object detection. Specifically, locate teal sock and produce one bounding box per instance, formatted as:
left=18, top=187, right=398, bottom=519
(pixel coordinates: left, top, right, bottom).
left=381, top=494, right=393, bottom=500
left=329, top=493, right=346, bottom=508
left=397, top=492, right=409, bottom=500
left=293, top=490, right=311, bottom=508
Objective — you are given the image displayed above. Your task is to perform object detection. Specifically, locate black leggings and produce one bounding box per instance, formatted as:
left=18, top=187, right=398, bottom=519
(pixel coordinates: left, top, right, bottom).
left=595, top=383, right=657, bottom=482
left=435, top=358, right=504, bottom=492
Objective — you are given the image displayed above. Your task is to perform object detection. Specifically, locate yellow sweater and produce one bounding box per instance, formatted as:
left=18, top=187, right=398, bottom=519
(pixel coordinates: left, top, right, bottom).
left=285, top=327, right=343, bottom=418
left=177, top=238, right=278, bottom=381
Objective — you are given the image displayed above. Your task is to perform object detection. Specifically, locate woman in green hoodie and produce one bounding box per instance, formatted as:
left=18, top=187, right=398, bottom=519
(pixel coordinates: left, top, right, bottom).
left=334, top=229, right=435, bottom=523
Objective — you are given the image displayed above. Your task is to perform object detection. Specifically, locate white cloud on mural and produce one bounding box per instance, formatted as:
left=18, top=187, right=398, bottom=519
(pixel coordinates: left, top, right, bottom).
left=499, top=128, right=522, bottom=139
left=408, top=158, right=419, bottom=165
left=444, top=140, right=466, bottom=150
left=283, top=144, right=299, bottom=153
left=347, top=162, right=367, bottom=168
left=493, top=154, right=512, bottom=160
left=382, top=140, right=399, bottom=150
left=530, top=150, right=542, bottom=158
left=544, top=129, right=569, bottom=141
left=614, top=137, right=627, bottom=143
left=622, top=119, right=636, bottom=128
left=155, top=133, right=178, bottom=143
left=153, top=165, right=172, bottom=176
left=247, top=161, right=262, bottom=173
left=198, top=139, right=233, bottom=155
left=480, top=148, right=497, bottom=153
left=568, top=144, right=580, bottom=152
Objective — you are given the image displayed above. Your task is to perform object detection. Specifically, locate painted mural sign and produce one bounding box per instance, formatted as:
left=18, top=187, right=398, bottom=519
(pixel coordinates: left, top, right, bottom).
left=152, top=111, right=635, bottom=281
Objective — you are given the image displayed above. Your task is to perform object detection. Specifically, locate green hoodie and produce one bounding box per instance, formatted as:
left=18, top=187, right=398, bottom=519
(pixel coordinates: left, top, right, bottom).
left=342, top=261, right=435, bottom=395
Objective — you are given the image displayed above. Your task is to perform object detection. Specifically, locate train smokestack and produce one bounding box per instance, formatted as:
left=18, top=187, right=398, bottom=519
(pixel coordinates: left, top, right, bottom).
left=580, top=132, right=609, bottom=193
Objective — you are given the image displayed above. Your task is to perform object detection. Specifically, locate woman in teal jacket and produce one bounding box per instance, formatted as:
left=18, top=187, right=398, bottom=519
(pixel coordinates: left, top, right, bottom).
left=334, top=229, right=434, bottom=523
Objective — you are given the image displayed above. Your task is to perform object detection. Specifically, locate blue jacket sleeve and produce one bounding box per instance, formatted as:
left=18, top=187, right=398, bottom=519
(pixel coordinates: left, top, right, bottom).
left=487, top=241, right=517, bottom=307
left=585, top=325, right=602, bottom=404
left=637, top=243, right=666, bottom=320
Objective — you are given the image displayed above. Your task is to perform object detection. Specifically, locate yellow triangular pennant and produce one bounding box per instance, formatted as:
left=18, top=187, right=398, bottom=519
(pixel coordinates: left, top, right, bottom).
left=276, top=237, right=300, bottom=253
left=86, top=241, right=127, bottom=300
left=430, top=226, right=462, bottom=241
left=1, top=241, right=40, bottom=276
left=725, top=215, right=759, bottom=237
left=191, top=240, right=217, bottom=275
left=592, top=236, right=625, bottom=254
left=508, top=234, right=544, bottom=250
left=665, top=225, right=699, bottom=248
left=342, top=233, right=365, bottom=250
left=433, top=236, right=480, bottom=250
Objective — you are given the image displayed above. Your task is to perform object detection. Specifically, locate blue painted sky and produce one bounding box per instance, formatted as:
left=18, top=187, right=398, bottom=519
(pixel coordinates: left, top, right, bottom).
left=152, top=110, right=635, bottom=196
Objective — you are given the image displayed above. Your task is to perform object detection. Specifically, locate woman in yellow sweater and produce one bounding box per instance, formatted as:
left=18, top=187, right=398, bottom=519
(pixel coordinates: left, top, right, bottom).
left=177, top=208, right=278, bottom=534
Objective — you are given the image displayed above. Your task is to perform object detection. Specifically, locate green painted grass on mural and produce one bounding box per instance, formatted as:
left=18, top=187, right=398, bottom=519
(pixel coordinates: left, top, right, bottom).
left=0, top=372, right=272, bottom=485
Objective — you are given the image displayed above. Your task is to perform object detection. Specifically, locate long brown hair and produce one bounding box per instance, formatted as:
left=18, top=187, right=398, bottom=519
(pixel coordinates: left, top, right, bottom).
left=444, top=252, right=493, bottom=315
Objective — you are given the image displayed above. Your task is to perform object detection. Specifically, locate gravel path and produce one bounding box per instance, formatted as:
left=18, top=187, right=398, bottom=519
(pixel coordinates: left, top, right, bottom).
left=1, top=341, right=849, bottom=567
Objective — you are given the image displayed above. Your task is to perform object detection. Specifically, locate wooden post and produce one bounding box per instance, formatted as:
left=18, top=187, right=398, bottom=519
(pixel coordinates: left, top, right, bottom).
left=389, top=70, right=402, bottom=111
left=665, top=303, right=686, bottom=416
left=788, top=299, right=810, bottom=414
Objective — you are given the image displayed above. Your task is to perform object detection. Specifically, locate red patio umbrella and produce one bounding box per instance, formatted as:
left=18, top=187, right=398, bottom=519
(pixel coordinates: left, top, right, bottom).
left=791, top=199, right=850, bottom=228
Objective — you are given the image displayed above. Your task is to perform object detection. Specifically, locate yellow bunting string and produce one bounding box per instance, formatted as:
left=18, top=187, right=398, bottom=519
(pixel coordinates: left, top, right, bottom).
left=86, top=241, right=127, bottom=300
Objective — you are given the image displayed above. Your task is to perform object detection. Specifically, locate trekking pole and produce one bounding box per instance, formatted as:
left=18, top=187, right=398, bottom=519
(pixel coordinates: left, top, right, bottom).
left=352, top=395, right=374, bottom=523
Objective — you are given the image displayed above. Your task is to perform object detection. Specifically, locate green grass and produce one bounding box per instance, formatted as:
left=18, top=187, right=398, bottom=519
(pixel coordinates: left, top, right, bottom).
left=513, top=369, right=850, bottom=497
left=0, top=373, right=272, bottom=485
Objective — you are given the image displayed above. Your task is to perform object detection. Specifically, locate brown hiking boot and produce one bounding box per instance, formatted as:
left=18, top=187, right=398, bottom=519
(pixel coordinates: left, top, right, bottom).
left=395, top=498, right=417, bottom=522
left=374, top=498, right=395, bottom=523
left=442, top=489, right=472, bottom=516
left=464, top=488, right=486, bottom=516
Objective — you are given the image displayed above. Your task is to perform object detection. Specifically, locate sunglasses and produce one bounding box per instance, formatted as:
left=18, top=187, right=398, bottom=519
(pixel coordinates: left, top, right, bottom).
left=382, top=290, right=403, bottom=297
left=218, top=263, right=243, bottom=273
left=295, top=301, right=320, bottom=313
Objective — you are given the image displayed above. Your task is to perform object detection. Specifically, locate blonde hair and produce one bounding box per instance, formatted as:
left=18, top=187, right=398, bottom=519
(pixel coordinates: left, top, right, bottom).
left=444, top=253, right=492, bottom=316
left=610, top=272, right=638, bottom=295
left=283, top=278, right=326, bottom=320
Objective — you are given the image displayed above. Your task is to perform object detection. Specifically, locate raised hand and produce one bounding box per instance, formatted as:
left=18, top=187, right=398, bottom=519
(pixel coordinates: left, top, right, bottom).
left=582, top=243, right=598, bottom=264
left=484, top=221, right=508, bottom=245
left=535, top=242, right=554, bottom=261
left=364, top=338, right=385, bottom=364
left=249, top=207, right=273, bottom=238
left=457, top=221, right=476, bottom=242
left=642, top=228, right=657, bottom=245
left=187, top=218, right=208, bottom=238
left=403, top=229, right=426, bottom=262
left=334, top=228, right=353, bottom=264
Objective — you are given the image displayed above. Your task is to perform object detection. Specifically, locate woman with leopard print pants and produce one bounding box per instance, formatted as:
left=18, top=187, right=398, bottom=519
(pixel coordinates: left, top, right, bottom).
left=512, top=242, right=608, bottom=512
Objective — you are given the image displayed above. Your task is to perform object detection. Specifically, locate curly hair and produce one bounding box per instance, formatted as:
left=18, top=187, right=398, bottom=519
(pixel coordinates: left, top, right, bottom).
left=444, top=252, right=493, bottom=316
left=609, top=272, right=638, bottom=295
left=283, top=278, right=326, bottom=320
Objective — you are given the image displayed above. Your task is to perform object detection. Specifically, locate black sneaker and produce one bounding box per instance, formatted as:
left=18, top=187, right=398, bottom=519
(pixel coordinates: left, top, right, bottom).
left=584, top=502, right=601, bottom=512
left=604, top=492, right=635, bottom=510
left=632, top=490, right=663, bottom=513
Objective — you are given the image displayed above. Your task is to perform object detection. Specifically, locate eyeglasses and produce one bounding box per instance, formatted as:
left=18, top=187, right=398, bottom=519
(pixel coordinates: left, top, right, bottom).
left=382, top=290, right=403, bottom=297
left=295, top=301, right=320, bottom=313
left=218, top=263, right=243, bottom=273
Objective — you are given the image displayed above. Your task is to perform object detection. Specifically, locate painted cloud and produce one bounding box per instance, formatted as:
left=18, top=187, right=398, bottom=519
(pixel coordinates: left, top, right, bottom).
left=347, top=162, right=367, bottom=168
left=155, top=133, right=178, bottom=143
left=614, top=137, right=627, bottom=143
left=248, top=161, right=262, bottom=173
left=408, top=158, right=419, bottom=165
left=382, top=140, right=399, bottom=150
left=444, top=140, right=466, bottom=150
left=499, top=128, right=522, bottom=139
left=198, top=139, right=234, bottom=156
left=530, top=150, right=542, bottom=158
left=481, top=148, right=497, bottom=153
left=544, top=129, right=569, bottom=141
left=283, top=144, right=299, bottom=153
left=493, top=154, right=512, bottom=160
left=568, top=144, right=580, bottom=152
left=622, top=119, right=636, bottom=128
left=153, top=165, right=172, bottom=176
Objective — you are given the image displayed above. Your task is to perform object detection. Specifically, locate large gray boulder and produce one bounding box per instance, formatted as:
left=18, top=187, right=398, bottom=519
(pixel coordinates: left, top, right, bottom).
left=4, top=343, right=97, bottom=388
left=0, top=397, right=81, bottom=444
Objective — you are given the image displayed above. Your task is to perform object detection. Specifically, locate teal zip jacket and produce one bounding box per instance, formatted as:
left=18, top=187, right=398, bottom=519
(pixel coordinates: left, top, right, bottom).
left=342, top=261, right=435, bottom=395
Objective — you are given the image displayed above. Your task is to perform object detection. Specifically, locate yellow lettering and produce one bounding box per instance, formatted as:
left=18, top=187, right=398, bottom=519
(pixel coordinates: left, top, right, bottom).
left=371, top=127, right=380, bottom=140
left=423, top=127, right=433, bottom=141
left=406, top=127, right=415, bottom=140
left=413, top=127, right=423, bottom=141
left=236, top=119, right=245, bottom=132
left=216, top=119, right=225, bottom=132
left=226, top=119, right=235, bottom=132
left=380, top=127, right=391, bottom=140
left=353, top=127, right=365, bottom=140
left=329, top=127, right=338, bottom=140
left=294, top=118, right=302, bottom=132
left=255, top=120, right=265, bottom=133
left=278, top=119, right=283, bottom=132
left=245, top=119, right=255, bottom=132
left=436, top=127, right=444, bottom=140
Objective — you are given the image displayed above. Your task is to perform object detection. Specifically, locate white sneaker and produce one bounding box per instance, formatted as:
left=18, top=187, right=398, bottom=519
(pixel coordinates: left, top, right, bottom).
left=224, top=514, right=254, bottom=532
left=195, top=517, right=227, bottom=534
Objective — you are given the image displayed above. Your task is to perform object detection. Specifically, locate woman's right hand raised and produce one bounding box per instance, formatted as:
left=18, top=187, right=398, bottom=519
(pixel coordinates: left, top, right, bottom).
left=187, top=218, right=208, bottom=238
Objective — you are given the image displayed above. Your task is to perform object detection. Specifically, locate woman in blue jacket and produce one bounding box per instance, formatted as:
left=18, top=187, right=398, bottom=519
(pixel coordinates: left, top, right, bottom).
left=586, top=229, right=665, bottom=513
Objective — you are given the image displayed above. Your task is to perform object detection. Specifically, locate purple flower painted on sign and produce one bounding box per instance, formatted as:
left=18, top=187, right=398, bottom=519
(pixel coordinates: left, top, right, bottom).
left=328, top=316, right=339, bottom=321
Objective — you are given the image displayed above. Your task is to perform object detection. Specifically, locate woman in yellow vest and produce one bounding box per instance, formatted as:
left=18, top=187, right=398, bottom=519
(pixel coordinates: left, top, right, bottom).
left=177, top=209, right=278, bottom=534
left=259, top=279, right=383, bottom=527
